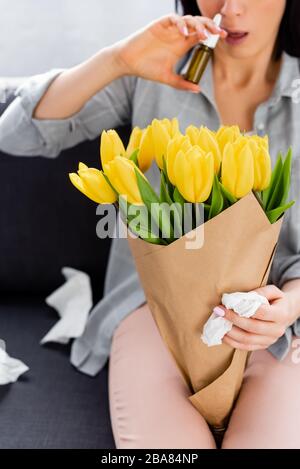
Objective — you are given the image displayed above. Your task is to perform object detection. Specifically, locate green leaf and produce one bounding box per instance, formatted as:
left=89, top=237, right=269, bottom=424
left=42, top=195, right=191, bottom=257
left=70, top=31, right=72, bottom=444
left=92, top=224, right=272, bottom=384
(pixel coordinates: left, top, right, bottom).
left=208, top=175, right=224, bottom=220
left=134, top=168, right=174, bottom=241
left=219, top=183, right=237, bottom=205
left=118, top=194, right=130, bottom=221
left=128, top=148, right=139, bottom=167
left=173, top=187, right=186, bottom=206
left=262, top=152, right=283, bottom=208
left=253, top=190, right=264, bottom=210
left=203, top=203, right=210, bottom=221
left=266, top=150, right=293, bottom=211
left=160, top=171, right=183, bottom=239
left=160, top=170, right=172, bottom=204
left=266, top=200, right=295, bottom=223
left=193, top=202, right=205, bottom=228
left=281, top=147, right=293, bottom=206
left=102, top=171, right=118, bottom=195
left=142, top=235, right=168, bottom=245
left=119, top=195, right=163, bottom=243
left=128, top=223, right=164, bottom=244
left=162, top=154, right=174, bottom=197
left=264, top=153, right=284, bottom=211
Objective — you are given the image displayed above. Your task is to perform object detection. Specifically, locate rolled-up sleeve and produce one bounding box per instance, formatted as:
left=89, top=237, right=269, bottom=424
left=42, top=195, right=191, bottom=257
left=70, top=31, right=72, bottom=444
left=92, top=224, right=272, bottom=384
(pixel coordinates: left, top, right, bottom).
left=0, top=68, right=137, bottom=158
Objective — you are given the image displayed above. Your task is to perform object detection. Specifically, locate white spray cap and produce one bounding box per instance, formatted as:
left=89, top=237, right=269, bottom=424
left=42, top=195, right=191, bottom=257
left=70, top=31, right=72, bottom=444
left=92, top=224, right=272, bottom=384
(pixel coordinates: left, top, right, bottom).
left=201, top=13, right=222, bottom=49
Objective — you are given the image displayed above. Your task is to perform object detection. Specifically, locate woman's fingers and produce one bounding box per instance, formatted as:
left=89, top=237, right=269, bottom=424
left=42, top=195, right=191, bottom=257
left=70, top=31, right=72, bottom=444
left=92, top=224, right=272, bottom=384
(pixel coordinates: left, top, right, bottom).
left=222, top=306, right=284, bottom=337
left=182, top=15, right=228, bottom=38
left=178, top=15, right=209, bottom=39
left=250, top=285, right=284, bottom=320
left=223, top=333, right=269, bottom=351
left=162, top=13, right=227, bottom=40
left=168, top=72, right=201, bottom=93
left=225, top=325, right=275, bottom=348
left=253, top=285, right=284, bottom=302
left=164, top=13, right=205, bottom=39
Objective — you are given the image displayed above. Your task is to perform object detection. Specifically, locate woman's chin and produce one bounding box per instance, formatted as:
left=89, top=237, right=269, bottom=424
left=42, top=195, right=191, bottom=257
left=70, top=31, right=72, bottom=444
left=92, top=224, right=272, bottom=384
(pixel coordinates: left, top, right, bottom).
left=218, top=43, right=258, bottom=60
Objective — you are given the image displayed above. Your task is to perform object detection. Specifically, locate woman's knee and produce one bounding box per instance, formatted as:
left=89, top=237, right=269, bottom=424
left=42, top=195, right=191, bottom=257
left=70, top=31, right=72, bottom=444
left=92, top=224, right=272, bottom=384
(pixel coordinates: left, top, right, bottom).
left=109, top=303, right=217, bottom=449
left=221, top=345, right=300, bottom=448
left=113, top=302, right=150, bottom=340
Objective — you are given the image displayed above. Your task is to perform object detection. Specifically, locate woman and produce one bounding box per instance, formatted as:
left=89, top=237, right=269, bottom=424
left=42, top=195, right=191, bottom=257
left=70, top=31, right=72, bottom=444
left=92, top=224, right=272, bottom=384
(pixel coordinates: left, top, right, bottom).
left=1, top=0, right=300, bottom=449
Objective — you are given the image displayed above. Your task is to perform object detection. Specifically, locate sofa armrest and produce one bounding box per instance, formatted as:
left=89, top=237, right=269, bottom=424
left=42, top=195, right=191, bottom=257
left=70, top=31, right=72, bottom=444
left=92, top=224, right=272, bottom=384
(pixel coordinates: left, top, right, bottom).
left=0, top=79, right=132, bottom=297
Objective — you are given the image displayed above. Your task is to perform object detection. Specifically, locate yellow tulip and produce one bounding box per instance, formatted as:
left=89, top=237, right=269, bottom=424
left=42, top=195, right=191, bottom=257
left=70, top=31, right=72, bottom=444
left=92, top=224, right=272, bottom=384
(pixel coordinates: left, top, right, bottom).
left=100, top=129, right=126, bottom=168
left=247, top=136, right=271, bottom=191
left=248, top=134, right=269, bottom=151
left=151, top=118, right=182, bottom=168
left=221, top=138, right=254, bottom=198
left=104, top=156, right=146, bottom=205
left=185, top=125, right=200, bottom=145
left=137, top=125, right=155, bottom=172
left=69, top=162, right=117, bottom=204
left=124, top=125, right=154, bottom=172
left=173, top=146, right=214, bottom=203
left=185, top=125, right=221, bottom=173
left=151, top=119, right=172, bottom=169
left=161, top=117, right=180, bottom=137
left=216, top=125, right=241, bottom=154
left=166, top=135, right=192, bottom=185
left=125, top=126, right=143, bottom=158
left=206, top=127, right=218, bottom=140
left=198, top=126, right=222, bottom=173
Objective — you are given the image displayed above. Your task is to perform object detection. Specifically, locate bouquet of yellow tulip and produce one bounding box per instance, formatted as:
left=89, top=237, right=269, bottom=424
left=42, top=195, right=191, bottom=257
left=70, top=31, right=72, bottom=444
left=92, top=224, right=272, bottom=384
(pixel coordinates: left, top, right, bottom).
left=69, top=118, right=294, bottom=434
left=70, top=118, right=293, bottom=245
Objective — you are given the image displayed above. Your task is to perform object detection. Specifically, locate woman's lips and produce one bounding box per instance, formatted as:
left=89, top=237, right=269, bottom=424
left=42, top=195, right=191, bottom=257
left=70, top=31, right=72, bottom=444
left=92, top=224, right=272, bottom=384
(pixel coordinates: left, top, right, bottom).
left=223, top=29, right=249, bottom=45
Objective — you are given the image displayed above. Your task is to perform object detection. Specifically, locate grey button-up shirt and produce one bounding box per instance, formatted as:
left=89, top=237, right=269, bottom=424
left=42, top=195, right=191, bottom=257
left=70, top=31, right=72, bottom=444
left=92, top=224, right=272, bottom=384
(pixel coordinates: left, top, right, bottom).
left=1, top=49, right=300, bottom=376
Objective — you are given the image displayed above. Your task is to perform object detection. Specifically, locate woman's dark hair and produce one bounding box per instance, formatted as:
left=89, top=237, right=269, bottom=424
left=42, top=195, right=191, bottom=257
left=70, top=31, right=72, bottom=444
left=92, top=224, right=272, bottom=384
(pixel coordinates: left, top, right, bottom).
left=175, top=0, right=300, bottom=60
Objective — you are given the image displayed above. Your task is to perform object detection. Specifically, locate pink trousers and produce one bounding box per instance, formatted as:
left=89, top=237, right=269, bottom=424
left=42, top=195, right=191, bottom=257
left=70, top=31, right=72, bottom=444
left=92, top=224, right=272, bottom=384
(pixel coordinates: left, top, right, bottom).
left=108, top=303, right=300, bottom=449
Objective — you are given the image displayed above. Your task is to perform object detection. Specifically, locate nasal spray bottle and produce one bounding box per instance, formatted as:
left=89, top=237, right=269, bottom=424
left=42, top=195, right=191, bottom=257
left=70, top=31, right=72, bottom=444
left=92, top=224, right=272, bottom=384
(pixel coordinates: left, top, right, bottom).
left=183, top=13, right=222, bottom=84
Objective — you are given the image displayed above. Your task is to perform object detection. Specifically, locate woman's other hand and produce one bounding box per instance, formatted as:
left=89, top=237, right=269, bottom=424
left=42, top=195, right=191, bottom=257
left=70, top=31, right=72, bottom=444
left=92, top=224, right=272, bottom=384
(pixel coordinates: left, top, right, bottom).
left=113, top=13, right=227, bottom=93
left=215, top=285, right=298, bottom=351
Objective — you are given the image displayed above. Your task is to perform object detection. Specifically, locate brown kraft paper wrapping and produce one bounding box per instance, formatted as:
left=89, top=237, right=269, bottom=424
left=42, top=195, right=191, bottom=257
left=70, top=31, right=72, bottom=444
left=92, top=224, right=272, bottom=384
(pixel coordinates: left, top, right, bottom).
left=127, top=192, right=283, bottom=430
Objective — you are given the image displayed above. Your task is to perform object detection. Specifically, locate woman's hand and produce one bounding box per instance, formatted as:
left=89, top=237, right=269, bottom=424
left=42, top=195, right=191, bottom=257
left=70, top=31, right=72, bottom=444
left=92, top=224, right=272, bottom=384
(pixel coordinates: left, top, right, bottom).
left=113, top=13, right=227, bottom=92
left=215, top=285, right=298, bottom=351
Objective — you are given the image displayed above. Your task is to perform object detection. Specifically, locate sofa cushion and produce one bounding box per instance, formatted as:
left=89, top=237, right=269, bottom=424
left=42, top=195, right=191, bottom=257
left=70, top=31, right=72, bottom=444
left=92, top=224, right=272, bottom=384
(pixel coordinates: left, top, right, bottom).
left=0, top=295, right=115, bottom=449
left=0, top=88, right=131, bottom=297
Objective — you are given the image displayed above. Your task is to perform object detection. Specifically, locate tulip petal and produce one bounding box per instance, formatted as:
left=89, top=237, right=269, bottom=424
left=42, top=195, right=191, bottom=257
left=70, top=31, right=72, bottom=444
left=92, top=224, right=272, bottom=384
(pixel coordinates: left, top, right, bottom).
left=126, top=126, right=143, bottom=158
left=174, top=150, right=195, bottom=202
left=78, top=167, right=117, bottom=204
left=186, top=125, right=200, bottom=146
left=166, top=135, right=186, bottom=185
left=69, top=172, right=115, bottom=204
left=138, top=126, right=155, bottom=172
left=104, top=157, right=144, bottom=205
left=234, top=143, right=254, bottom=198
left=151, top=119, right=171, bottom=169
left=221, top=142, right=237, bottom=196
left=100, top=129, right=126, bottom=169
left=198, top=127, right=222, bottom=173
left=217, top=125, right=241, bottom=154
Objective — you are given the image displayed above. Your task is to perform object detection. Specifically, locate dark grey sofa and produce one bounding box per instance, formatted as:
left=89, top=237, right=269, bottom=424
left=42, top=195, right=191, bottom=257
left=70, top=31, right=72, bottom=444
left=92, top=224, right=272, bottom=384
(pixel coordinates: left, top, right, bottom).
left=0, top=86, right=131, bottom=448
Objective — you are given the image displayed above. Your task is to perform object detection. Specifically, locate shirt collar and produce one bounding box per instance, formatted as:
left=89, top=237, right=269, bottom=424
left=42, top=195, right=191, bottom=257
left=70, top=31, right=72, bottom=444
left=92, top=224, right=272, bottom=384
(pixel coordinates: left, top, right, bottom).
left=177, top=48, right=300, bottom=105
left=272, top=50, right=300, bottom=99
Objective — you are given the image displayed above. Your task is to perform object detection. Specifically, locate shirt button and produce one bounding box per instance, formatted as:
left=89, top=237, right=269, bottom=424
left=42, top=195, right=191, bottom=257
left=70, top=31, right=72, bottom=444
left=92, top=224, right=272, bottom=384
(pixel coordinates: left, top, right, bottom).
left=257, top=123, right=265, bottom=130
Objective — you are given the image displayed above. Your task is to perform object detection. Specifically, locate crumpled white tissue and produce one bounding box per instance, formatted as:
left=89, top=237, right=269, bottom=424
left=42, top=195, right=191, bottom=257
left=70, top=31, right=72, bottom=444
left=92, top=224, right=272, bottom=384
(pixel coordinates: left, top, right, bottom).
left=0, top=339, right=29, bottom=385
left=201, top=291, right=269, bottom=346
left=41, top=267, right=93, bottom=345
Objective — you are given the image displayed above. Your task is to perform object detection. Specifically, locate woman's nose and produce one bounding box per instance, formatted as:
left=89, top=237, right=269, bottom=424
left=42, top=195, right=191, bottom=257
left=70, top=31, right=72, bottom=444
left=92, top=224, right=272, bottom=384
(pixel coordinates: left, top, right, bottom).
left=219, top=0, right=244, bottom=17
